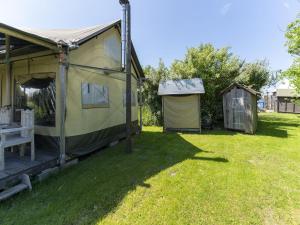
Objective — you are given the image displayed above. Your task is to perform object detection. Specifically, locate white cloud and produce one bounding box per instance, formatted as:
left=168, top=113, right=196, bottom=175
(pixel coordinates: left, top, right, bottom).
left=220, top=2, right=232, bottom=16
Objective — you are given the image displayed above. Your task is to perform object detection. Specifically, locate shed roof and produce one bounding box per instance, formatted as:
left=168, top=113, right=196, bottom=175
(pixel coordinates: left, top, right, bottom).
left=276, top=89, right=300, bottom=97
left=220, top=83, right=260, bottom=96
left=158, top=78, right=205, bottom=96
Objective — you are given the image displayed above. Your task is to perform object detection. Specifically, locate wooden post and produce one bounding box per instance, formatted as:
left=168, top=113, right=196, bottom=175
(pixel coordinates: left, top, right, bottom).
left=31, top=128, right=35, bottom=161
left=285, top=100, right=287, bottom=113
left=0, top=133, right=6, bottom=171
left=0, top=72, right=2, bottom=107
left=5, top=35, right=11, bottom=114
left=58, top=47, right=68, bottom=165
left=198, top=94, right=201, bottom=133
left=293, top=100, right=296, bottom=113
left=138, top=78, right=142, bottom=133
left=162, top=97, right=165, bottom=132
left=124, top=2, right=132, bottom=153
left=11, top=63, right=15, bottom=122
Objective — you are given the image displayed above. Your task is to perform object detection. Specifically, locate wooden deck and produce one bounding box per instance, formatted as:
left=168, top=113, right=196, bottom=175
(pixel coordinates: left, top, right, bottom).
left=0, top=149, right=58, bottom=190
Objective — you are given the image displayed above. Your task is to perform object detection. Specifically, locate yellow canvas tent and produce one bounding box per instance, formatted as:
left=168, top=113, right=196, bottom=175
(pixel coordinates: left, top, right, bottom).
left=158, top=78, right=205, bottom=132
left=0, top=20, right=144, bottom=162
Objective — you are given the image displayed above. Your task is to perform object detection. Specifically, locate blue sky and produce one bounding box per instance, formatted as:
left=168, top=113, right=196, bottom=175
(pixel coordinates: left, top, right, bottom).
left=0, top=0, right=299, bottom=71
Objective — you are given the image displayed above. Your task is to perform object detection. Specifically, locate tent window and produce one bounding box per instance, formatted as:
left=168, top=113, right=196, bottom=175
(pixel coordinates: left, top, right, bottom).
left=15, top=78, right=56, bottom=127
left=81, top=83, right=109, bottom=108
left=104, top=35, right=121, bottom=66
left=123, top=91, right=136, bottom=107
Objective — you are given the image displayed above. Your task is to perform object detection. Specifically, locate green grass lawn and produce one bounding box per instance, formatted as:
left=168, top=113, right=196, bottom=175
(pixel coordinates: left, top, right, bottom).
left=1, top=113, right=300, bottom=225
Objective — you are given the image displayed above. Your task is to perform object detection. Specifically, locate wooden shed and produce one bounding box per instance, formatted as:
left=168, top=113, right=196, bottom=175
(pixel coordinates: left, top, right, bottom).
left=276, top=89, right=300, bottom=114
left=158, top=78, right=205, bottom=132
left=221, top=83, right=260, bottom=134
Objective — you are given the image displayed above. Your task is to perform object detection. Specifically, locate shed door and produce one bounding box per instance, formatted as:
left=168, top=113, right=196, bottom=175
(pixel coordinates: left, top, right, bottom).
left=231, top=91, right=245, bottom=130
left=163, top=95, right=200, bottom=129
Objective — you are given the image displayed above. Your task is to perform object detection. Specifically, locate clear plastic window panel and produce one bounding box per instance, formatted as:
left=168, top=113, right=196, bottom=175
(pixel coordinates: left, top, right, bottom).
left=16, top=79, right=56, bottom=127
left=82, top=83, right=109, bottom=108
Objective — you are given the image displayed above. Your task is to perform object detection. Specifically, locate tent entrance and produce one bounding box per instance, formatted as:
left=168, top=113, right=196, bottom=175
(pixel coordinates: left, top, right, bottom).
left=0, top=28, right=63, bottom=182
left=15, top=74, right=56, bottom=127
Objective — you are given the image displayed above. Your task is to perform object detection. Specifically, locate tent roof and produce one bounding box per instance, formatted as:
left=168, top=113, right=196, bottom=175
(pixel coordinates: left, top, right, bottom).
left=220, top=83, right=260, bottom=96
left=276, top=89, right=300, bottom=97
left=22, top=20, right=121, bottom=46
left=0, top=20, right=120, bottom=46
left=158, top=78, right=205, bottom=96
left=0, top=20, right=144, bottom=77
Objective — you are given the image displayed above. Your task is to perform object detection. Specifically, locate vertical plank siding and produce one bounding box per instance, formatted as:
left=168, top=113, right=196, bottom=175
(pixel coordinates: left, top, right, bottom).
left=222, top=84, right=258, bottom=134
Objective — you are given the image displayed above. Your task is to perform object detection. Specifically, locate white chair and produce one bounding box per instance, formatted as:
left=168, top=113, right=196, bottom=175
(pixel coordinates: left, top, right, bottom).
left=0, top=108, right=11, bottom=125
left=19, top=110, right=35, bottom=160
left=0, top=109, right=35, bottom=171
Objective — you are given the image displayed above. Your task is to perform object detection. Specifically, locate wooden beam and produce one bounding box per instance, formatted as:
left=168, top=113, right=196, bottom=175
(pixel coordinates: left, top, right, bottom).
left=0, top=26, right=58, bottom=51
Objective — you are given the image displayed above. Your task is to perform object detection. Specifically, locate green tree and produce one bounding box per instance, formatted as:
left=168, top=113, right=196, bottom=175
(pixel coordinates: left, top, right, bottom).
left=142, top=59, right=169, bottom=125
left=236, top=60, right=270, bottom=91
left=142, top=44, right=271, bottom=126
left=284, top=16, right=300, bottom=92
left=170, top=44, right=243, bottom=121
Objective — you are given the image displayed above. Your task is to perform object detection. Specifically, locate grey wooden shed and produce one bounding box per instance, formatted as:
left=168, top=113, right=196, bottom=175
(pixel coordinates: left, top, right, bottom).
left=221, top=83, right=260, bottom=134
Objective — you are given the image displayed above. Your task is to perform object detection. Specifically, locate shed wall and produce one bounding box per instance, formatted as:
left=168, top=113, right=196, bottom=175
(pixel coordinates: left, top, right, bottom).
left=163, top=95, right=200, bottom=130
left=223, top=86, right=257, bottom=134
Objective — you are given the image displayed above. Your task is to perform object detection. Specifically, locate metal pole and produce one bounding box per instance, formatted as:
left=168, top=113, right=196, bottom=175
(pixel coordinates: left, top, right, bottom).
left=124, top=2, right=132, bottom=153
left=58, top=46, right=67, bottom=165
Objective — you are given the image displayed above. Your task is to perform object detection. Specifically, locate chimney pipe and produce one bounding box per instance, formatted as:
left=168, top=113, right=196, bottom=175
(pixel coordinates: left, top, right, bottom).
left=119, top=0, right=132, bottom=153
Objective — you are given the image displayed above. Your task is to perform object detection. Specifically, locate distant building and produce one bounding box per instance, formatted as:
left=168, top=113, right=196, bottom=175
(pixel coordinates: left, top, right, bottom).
left=275, top=89, right=300, bottom=114
left=257, top=99, right=265, bottom=110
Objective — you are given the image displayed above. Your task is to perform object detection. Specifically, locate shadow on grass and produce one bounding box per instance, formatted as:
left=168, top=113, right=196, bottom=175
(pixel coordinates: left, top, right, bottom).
left=190, top=156, right=229, bottom=162
left=201, top=113, right=299, bottom=138
left=256, top=114, right=299, bottom=138
left=0, top=131, right=228, bottom=225
left=256, top=120, right=289, bottom=138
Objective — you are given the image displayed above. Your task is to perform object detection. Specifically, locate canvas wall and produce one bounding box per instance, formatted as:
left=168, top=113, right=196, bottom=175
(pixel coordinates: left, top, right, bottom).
left=163, top=95, right=200, bottom=130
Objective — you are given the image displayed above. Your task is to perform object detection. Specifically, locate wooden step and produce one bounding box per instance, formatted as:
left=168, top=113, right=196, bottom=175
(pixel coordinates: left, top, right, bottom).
left=0, top=174, right=32, bottom=201
left=0, top=183, right=28, bottom=201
